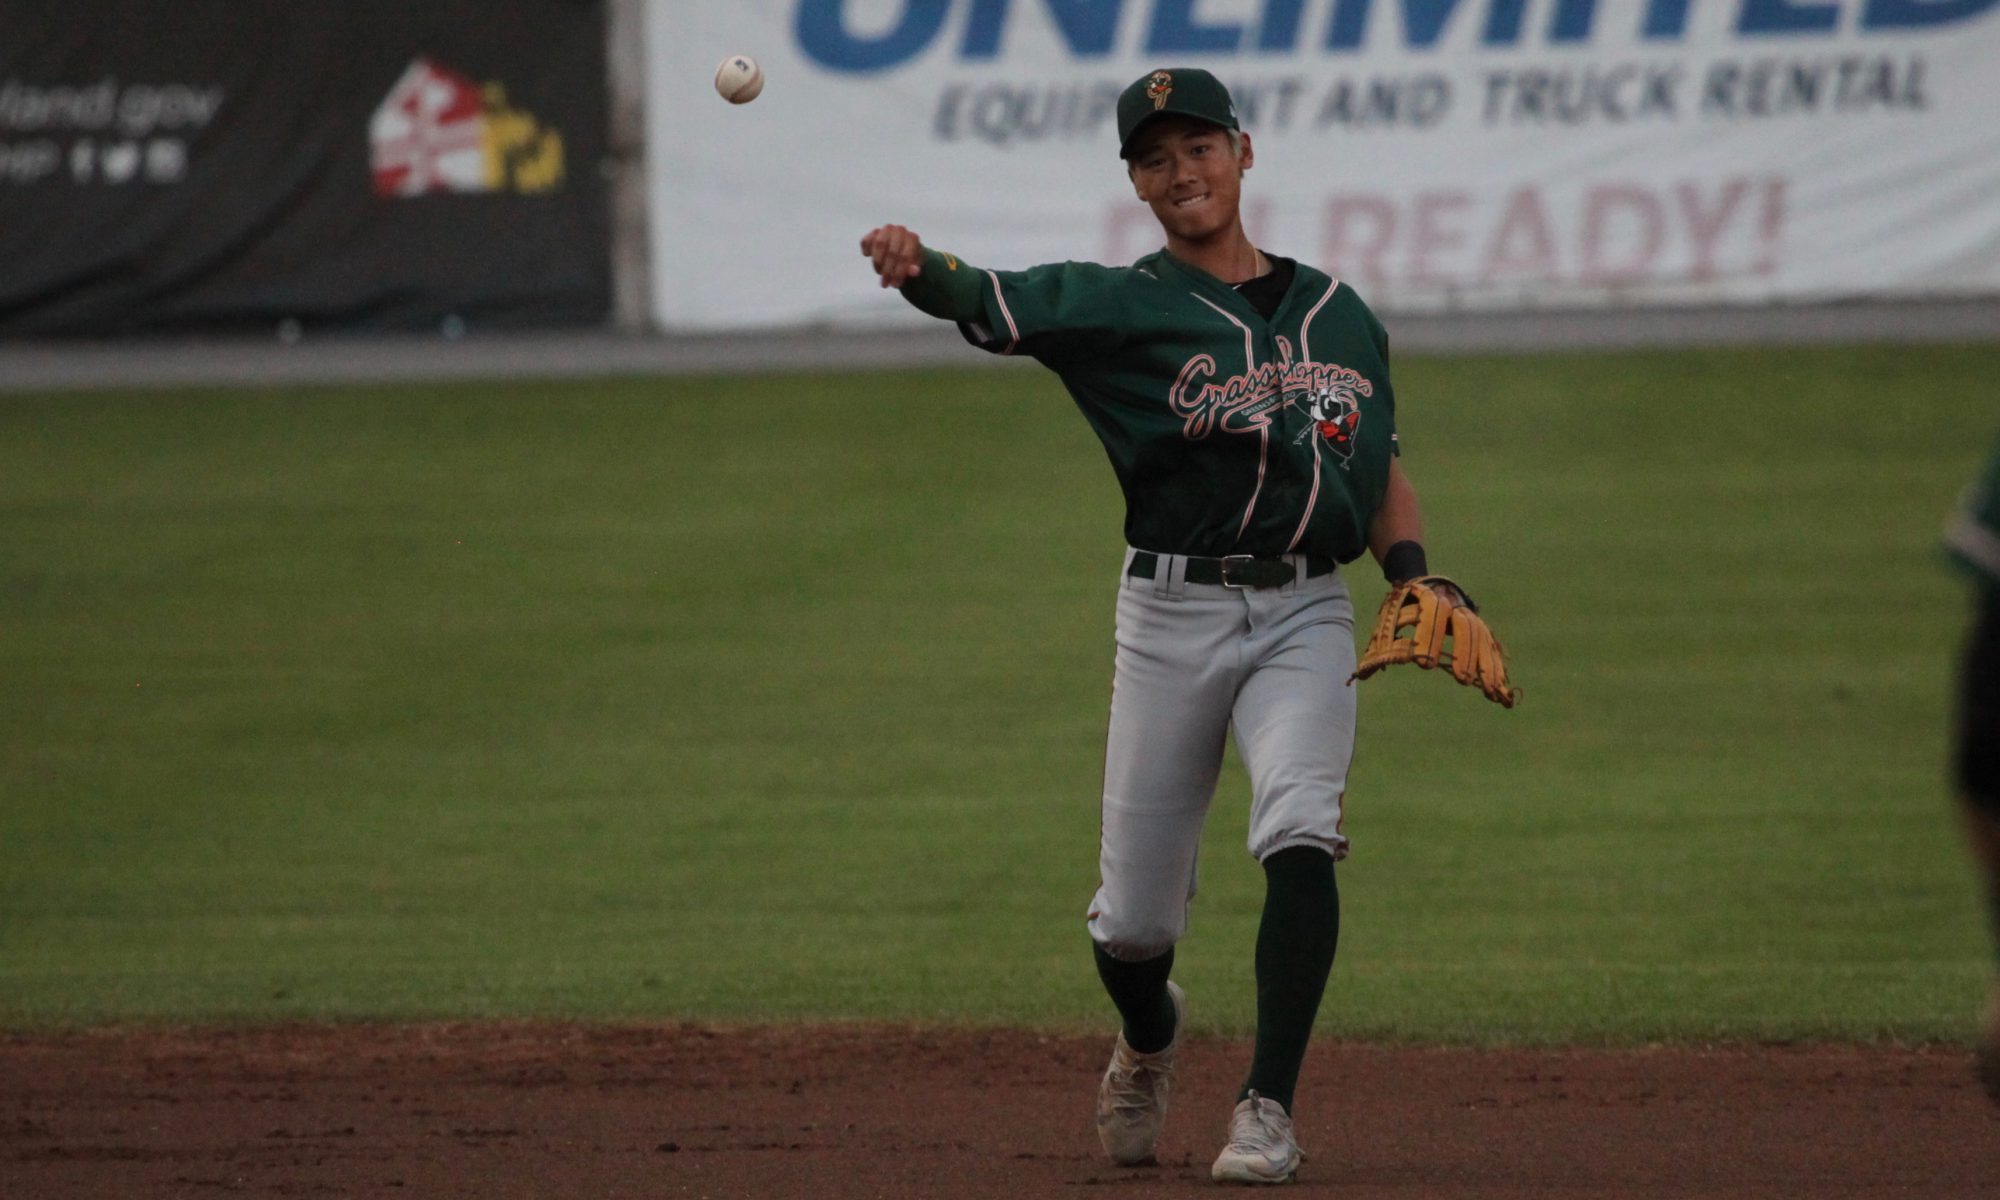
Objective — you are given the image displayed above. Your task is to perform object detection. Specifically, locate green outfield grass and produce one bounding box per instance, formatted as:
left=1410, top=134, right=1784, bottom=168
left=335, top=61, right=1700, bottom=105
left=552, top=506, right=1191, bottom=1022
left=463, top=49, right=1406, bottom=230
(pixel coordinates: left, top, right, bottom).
left=2, top=344, right=1994, bottom=1042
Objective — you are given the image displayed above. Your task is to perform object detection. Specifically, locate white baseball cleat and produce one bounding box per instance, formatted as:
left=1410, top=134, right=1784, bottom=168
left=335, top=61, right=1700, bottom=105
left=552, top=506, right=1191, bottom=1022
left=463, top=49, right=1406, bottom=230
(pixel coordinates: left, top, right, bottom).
left=1095, top=980, right=1187, bottom=1165
left=1210, top=1090, right=1303, bottom=1184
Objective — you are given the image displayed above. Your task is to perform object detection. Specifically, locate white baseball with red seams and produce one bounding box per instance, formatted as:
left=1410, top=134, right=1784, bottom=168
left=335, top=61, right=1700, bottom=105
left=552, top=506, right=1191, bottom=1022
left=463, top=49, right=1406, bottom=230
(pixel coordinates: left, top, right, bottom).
left=714, top=55, right=763, bottom=104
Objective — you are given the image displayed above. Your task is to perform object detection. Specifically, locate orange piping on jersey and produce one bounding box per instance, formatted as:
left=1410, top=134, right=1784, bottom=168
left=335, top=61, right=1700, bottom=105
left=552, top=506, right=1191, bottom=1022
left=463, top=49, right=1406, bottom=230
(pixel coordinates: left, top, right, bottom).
left=1285, top=437, right=1322, bottom=554
left=1286, top=280, right=1342, bottom=553
left=985, top=270, right=1020, bottom=355
left=1297, top=279, right=1338, bottom=363
left=1190, top=293, right=1264, bottom=541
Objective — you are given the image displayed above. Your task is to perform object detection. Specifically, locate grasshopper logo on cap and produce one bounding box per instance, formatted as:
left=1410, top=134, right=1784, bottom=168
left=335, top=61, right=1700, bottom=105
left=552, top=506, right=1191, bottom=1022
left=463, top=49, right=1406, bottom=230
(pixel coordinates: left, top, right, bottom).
left=1145, top=71, right=1173, bottom=110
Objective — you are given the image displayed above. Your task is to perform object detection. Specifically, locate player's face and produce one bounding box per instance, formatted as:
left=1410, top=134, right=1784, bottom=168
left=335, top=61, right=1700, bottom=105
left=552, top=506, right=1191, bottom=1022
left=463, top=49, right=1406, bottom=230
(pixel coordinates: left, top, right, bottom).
left=1127, top=119, right=1252, bottom=245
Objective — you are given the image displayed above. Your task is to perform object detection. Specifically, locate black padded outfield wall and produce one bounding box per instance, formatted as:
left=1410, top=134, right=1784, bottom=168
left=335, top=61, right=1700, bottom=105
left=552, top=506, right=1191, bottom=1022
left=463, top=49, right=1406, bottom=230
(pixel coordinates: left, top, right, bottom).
left=0, top=1, right=609, bottom=336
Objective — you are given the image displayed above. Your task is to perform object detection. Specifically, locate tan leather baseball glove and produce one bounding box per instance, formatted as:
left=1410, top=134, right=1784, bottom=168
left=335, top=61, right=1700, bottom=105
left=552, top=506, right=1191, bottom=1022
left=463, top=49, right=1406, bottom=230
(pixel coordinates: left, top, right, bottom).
left=1351, top=575, right=1518, bottom=708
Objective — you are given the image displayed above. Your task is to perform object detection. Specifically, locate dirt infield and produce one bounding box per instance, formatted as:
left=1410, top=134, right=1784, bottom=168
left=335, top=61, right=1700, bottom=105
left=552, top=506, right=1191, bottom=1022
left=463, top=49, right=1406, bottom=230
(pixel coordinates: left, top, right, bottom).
left=4, top=1023, right=1996, bottom=1199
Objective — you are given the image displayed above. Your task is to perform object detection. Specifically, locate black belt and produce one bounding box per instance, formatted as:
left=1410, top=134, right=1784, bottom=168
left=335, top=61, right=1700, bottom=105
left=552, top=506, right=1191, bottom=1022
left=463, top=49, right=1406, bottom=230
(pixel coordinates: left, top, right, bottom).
left=1127, top=551, right=1336, bottom=590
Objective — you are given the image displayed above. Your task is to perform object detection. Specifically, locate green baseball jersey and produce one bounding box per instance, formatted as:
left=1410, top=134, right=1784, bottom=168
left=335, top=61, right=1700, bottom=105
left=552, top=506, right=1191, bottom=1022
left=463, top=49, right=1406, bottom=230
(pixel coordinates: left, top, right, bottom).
left=1947, top=433, right=2000, bottom=591
left=918, top=248, right=1397, bottom=562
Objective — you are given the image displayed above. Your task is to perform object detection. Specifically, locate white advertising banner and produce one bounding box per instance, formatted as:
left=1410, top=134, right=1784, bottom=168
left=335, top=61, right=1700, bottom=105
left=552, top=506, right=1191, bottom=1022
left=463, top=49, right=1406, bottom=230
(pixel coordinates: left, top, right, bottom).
left=645, top=1, right=2000, bottom=331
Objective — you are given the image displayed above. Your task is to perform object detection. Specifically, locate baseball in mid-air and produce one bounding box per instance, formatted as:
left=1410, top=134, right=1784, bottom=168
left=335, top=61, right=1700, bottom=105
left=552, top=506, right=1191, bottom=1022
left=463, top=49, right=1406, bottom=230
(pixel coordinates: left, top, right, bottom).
left=715, top=55, right=764, bottom=104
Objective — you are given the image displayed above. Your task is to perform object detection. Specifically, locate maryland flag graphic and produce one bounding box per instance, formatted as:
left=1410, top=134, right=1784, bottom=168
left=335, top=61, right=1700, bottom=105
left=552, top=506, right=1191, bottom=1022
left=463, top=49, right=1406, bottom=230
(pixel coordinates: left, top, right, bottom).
left=369, top=57, right=564, bottom=197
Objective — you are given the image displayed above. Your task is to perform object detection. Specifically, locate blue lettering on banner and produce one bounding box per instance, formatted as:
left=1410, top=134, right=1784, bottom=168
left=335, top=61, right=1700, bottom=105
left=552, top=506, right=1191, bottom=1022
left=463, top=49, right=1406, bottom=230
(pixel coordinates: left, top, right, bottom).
left=1644, top=0, right=1694, bottom=37
left=1551, top=0, right=1600, bottom=41
left=795, top=0, right=950, bottom=72
left=1737, top=0, right=1840, bottom=34
left=1258, top=0, right=1310, bottom=50
left=1863, top=0, right=2000, bottom=27
left=963, top=0, right=1121, bottom=59
left=794, top=0, right=2000, bottom=73
left=1324, top=0, right=1504, bottom=50
left=1147, top=0, right=1247, bottom=53
left=1486, top=0, right=1531, bottom=45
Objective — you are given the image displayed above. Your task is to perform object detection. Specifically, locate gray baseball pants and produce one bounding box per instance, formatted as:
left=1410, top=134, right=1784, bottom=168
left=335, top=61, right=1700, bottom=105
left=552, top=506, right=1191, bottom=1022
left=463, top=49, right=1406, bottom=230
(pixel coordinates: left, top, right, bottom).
left=1087, top=548, right=1358, bottom=963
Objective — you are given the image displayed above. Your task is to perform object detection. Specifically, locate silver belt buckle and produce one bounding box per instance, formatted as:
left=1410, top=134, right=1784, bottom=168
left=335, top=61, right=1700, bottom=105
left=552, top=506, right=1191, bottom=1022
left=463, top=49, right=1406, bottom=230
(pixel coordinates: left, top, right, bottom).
left=1219, top=554, right=1258, bottom=589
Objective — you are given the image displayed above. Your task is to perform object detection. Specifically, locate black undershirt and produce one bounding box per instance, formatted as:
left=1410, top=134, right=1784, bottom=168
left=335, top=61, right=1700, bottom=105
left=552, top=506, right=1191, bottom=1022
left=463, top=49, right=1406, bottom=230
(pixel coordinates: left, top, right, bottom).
left=1231, top=254, right=1297, bottom=320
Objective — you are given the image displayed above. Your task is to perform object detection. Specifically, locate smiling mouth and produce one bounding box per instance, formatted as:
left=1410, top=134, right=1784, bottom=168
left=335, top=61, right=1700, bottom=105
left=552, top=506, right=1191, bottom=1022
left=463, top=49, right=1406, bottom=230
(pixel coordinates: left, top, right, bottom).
left=1172, top=192, right=1210, bottom=209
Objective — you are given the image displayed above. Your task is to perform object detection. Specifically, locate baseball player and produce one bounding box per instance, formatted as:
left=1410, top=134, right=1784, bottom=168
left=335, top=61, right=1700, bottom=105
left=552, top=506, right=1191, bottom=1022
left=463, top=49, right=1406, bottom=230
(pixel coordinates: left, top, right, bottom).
left=1945, top=432, right=2000, bottom=1101
left=860, top=68, right=1504, bottom=1183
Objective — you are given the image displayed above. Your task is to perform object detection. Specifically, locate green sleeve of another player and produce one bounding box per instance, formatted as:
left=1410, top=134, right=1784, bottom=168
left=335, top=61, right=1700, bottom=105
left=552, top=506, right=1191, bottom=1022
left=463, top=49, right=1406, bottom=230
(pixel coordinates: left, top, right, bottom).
left=1947, top=435, right=2000, bottom=591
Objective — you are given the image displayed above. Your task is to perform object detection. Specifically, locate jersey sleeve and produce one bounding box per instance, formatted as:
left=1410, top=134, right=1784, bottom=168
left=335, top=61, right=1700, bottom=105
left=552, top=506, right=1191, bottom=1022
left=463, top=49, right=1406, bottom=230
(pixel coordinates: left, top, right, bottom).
left=1947, top=437, right=2000, bottom=591
left=898, top=248, right=986, bottom=322
left=956, top=261, right=1128, bottom=366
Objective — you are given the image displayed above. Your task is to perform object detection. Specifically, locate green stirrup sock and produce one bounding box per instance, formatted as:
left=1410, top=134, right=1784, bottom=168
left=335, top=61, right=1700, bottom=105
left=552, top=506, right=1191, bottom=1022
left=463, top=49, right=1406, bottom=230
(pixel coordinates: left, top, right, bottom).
left=1093, top=943, right=1178, bottom=1054
left=1238, top=846, right=1341, bottom=1113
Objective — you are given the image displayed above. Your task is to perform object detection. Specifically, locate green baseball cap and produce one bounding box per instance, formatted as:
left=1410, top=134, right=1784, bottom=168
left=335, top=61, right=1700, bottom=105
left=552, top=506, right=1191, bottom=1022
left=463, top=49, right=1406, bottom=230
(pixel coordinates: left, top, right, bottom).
left=1116, top=67, right=1240, bottom=159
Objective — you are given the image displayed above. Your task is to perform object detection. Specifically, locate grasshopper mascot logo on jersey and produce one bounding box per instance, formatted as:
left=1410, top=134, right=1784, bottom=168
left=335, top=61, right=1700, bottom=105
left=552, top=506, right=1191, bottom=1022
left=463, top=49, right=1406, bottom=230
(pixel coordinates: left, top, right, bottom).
left=1294, top=380, right=1362, bottom=461
left=1170, top=344, right=1372, bottom=468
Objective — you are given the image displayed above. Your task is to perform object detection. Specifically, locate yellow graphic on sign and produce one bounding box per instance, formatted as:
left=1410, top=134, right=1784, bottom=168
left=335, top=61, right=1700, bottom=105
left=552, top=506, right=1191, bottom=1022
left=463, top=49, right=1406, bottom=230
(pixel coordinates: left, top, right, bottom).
left=370, top=58, right=567, bottom=197
left=480, top=83, right=564, bottom=194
